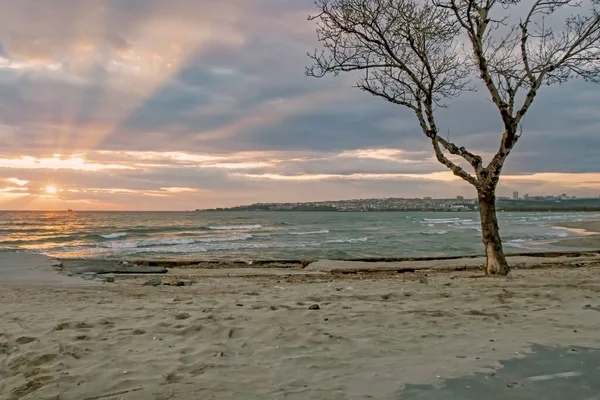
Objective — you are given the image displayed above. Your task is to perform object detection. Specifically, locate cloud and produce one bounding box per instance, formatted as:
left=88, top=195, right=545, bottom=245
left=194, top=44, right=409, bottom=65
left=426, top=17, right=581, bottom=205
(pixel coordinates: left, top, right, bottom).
left=0, top=0, right=598, bottom=210
left=6, top=177, right=28, bottom=186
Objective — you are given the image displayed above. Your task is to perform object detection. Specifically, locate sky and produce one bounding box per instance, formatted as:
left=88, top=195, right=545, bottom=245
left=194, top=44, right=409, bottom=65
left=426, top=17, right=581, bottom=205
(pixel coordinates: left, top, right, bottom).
left=0, top=0, right=598, bottom=211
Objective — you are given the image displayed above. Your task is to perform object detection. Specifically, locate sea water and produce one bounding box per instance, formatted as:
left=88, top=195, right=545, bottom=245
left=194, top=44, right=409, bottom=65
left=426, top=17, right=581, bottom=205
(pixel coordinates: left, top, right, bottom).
left=0, top=211, right=597, bottom=261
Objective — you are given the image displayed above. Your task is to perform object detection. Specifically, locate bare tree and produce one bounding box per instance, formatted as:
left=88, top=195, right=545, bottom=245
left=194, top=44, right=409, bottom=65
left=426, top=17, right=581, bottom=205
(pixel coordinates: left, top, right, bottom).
left=307, top=0, right=600, bottom=275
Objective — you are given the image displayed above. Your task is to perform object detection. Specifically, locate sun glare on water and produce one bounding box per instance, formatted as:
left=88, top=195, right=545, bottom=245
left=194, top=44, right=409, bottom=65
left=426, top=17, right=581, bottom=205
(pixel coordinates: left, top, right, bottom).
left=45, top=185, right=58, bottom=195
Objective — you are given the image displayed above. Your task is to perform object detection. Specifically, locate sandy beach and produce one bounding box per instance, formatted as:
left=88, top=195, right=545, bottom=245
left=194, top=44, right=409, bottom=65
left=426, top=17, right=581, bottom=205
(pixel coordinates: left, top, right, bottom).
left=2, top=250, right=600, bottom=399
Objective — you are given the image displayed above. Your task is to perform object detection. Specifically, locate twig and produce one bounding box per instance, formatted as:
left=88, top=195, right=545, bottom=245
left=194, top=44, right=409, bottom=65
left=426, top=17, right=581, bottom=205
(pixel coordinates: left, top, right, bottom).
left=84, top=387, right=143, bottom=400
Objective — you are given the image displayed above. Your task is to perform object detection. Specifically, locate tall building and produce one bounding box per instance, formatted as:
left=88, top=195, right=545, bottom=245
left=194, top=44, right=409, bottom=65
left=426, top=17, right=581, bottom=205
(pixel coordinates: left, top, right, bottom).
left=513, top=191, right=519, bottom=200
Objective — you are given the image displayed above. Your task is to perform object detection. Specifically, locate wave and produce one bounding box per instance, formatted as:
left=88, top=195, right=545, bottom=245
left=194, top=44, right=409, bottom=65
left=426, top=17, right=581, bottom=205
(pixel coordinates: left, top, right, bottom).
left=289, top=230, right=330, bottom=235
left=206, top=224, right=262, bottom=230
left=507, top=238, right=528, bottom=243
left=421, top=230, right=448, bottom=235
left=198, top=234, right=253, bottom=243
left=546, top=230, right=570, bottom=238
left=421, top=218, right=473, bottom=224
left=101, top=234, right=252, bottom=249
left=100, top=232, right=127, bottom=239
left=326, top=237, right=369, bottom=244
left=423, top=218, right=461, bottom=222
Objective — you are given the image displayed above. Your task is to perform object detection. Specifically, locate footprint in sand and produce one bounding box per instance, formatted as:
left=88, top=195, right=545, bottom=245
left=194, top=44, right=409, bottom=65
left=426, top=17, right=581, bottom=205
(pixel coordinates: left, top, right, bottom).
left=16, top=336, right=37, bottom=345
left=10, top=375, right=54, bottom=399
left=28, top=353, right=58, bottom=368
left=53, top=321, right=94, bottom=331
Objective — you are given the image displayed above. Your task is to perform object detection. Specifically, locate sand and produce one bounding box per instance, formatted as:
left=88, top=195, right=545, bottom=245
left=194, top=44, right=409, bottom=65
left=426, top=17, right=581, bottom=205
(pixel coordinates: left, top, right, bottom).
left=2, top=253, right=600, bottom=400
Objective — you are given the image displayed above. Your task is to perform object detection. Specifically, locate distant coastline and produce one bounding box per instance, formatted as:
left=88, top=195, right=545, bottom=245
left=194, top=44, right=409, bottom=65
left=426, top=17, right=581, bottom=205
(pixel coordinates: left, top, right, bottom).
left=197, top=197, right=600, bottom=212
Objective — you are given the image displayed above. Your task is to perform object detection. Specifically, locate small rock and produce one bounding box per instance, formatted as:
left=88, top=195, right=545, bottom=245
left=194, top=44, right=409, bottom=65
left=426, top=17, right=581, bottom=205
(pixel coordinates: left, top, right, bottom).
left=419, top=275, right=429, bottom=284
left=175, top=312, right=190, bottom=320
left=236, top=303, right=244, bottom=307
left=143, top=277, right=162, bottom=286
left=105, top=275, right=115, bottom=283
left=308, top=304, right=320, bottom=310
left=176, top=280, right=192, bottom=287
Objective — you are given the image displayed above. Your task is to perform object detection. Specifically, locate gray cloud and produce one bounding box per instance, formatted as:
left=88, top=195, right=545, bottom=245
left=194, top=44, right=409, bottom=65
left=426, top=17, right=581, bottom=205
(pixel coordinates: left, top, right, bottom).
left=0, top=0, right=598, bottom=209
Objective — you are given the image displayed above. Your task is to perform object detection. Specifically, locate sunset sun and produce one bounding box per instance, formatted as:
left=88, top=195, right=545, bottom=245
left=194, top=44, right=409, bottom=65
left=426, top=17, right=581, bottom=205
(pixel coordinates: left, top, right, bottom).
left=44, top=185, right=58, bottom=195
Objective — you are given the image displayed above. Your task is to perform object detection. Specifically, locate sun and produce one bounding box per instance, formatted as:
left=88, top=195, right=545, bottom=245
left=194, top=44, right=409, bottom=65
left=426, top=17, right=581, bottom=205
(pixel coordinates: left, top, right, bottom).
left=45, top=185, right=58, bottom=195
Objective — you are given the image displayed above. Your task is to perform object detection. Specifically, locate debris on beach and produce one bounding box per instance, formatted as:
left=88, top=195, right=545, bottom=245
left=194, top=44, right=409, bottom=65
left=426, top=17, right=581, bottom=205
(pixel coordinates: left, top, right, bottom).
left=142, top=277, right=162, bottom=286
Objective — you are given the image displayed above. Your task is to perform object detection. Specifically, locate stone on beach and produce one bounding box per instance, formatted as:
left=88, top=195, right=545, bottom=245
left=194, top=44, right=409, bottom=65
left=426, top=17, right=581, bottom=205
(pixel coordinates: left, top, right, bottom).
left=142, top=277, right=162, bottom=286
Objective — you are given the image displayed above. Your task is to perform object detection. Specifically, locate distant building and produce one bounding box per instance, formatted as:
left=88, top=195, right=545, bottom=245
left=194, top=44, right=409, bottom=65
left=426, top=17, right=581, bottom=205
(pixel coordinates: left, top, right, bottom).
left=513, top=191, right=519, bottom=200
left=524, top=194, right=529, bottom=200
left=457, top=196, right=464, bottom=200
left=423, top=197, right=432, bottom=200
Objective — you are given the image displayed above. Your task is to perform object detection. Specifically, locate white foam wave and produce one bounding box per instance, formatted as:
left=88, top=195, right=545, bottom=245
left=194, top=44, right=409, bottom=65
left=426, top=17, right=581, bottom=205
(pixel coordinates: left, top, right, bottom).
left=101, top=234, right=252, bottom=249
left=422, top=230, right=448, bottom=235
left=507, top=238, right=528, bottom=243
left=198, top=234, right=253, bottom=243
left=326, top=237, right=369, bottom=244
left=289, top=230, right=330, bottom=235
left=421, top=218, right=473, bottom=224
left=547, top=230, right=570, bottom=238
left=100, top=232, right=127, bottom=239
left=423, top=218, right=460, bottom=222
left=206, top=224, right=262, bottom=230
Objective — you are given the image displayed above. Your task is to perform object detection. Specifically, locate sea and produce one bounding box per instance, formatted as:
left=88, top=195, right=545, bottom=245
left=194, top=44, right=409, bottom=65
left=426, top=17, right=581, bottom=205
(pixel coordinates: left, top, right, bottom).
left=0, top=211, right=597, bottom=261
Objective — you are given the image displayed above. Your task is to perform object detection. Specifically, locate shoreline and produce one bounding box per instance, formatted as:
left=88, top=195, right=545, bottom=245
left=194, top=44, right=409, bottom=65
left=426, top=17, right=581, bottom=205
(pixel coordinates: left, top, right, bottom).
left=60, top=248, right=600, bottom=268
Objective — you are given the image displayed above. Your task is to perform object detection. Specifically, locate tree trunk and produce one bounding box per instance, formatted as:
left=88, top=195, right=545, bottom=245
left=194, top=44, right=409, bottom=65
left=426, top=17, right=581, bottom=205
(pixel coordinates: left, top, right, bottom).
left=477, top=188, right=510, bottom=276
